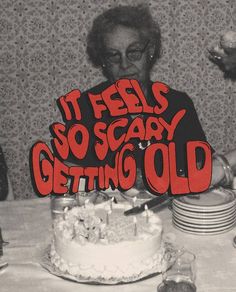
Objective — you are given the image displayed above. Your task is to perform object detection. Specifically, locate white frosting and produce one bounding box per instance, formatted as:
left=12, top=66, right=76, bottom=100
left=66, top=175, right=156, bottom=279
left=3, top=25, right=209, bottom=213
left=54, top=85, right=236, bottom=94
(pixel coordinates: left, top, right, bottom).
left=51, top=202, right=163, bottom=280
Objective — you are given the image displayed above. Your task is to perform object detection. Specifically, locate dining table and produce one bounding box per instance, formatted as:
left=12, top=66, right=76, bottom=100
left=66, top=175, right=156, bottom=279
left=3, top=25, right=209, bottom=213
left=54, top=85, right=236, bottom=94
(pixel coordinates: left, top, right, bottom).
left=0, top=193, right=236, bottom=292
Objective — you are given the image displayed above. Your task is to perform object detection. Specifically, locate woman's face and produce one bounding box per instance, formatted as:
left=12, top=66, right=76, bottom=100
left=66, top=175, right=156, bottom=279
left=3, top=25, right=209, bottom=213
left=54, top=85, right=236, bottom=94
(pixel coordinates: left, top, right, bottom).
left=102, top=25, right=152, bottom=89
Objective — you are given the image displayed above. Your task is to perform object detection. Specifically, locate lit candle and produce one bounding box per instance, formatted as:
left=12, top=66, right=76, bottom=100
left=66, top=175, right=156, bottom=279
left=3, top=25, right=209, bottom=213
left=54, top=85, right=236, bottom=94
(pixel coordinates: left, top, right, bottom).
left=84, top=199, right=89, bottom=208
left=133, top=216, right=137, bottom=236
left=64, top=206, right=69, bottom=213
left=144, top=204, right=149, bottom=223
left=106, top=209, right=112, bottom=225
left=132, top=196, right=137, bottom=208
left=99, top=223, right=106, bottom=239
left=110, top=197, right=114, bottom=210
left=63, top=206, right=69, bottom=220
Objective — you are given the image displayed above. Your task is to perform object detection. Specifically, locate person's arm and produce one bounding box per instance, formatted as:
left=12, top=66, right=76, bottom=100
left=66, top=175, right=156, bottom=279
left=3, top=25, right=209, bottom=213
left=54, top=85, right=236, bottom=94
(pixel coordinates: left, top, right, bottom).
left=211, top=149, right=236, bottom=187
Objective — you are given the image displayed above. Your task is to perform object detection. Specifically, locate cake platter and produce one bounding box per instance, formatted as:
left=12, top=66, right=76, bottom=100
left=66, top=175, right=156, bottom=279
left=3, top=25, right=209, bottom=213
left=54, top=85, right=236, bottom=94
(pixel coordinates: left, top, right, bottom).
left=41, top=244, right=165, bottom=285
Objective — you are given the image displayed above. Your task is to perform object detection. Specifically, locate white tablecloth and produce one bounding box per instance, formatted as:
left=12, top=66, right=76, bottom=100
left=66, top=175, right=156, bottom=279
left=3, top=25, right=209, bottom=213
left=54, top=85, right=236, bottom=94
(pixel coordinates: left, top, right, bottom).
left=0, top=196, right=236, bottom=292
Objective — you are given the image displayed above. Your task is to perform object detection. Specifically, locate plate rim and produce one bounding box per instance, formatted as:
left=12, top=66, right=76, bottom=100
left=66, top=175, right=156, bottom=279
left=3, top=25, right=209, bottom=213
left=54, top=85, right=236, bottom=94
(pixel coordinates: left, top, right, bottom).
left=172, top=209, right=236, bottom=222
left=173, top=199, right=236, bottom=213
left=172, top=218, right=236, bottom=232
left=174, top=188, right=236, bottom=210
left=173, top=221, right=235, bottom=235
left=172, top=203, right=236, bottom=218
left=173, top=215, right=236, bottom=228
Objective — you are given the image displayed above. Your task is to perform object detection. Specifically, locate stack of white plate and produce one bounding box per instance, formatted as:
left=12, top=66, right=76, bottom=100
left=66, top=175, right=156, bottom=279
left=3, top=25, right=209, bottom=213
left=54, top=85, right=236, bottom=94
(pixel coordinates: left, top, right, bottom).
left=172, top=188, right=236, bottom=235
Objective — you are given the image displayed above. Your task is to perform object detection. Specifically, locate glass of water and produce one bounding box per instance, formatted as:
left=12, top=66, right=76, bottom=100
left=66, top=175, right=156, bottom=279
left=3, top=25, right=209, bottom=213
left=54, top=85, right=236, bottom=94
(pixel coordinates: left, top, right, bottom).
left=158, top=249, right=196, bottom=292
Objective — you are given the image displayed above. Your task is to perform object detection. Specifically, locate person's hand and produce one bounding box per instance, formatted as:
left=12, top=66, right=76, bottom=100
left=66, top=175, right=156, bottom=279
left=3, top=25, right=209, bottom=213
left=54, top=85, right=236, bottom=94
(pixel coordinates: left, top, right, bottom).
left=221, top=48, right=236, bottom=72
left=211, top=149, right=236, bottom=187
left=208, top=31, right=236, bottom=73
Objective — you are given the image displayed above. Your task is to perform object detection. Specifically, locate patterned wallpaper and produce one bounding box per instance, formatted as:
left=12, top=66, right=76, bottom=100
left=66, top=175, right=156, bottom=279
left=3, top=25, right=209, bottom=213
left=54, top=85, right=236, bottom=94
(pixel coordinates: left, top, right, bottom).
left=0, top=0, right=235, bottom=199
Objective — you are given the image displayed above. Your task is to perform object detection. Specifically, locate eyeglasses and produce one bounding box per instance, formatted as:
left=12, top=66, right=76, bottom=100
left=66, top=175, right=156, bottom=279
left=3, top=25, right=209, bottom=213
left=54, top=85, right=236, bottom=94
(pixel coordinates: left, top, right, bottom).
left=104, top=41, right=150, bottom=64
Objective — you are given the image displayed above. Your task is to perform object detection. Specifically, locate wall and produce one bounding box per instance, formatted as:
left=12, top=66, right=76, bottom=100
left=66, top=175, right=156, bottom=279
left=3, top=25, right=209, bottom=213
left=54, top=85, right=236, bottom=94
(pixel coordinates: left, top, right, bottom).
left=0, top=0, right=235, bottom=199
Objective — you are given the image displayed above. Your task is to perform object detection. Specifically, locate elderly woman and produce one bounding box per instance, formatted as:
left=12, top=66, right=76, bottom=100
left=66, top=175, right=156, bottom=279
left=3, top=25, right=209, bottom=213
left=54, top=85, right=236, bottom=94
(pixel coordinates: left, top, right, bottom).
left=65, top=5, right=211, bottom=193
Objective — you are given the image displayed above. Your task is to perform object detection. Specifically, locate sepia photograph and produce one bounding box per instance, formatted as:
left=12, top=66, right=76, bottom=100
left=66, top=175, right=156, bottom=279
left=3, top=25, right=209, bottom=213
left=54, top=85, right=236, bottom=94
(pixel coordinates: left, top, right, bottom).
left=0, top=0, right=236, bottom=291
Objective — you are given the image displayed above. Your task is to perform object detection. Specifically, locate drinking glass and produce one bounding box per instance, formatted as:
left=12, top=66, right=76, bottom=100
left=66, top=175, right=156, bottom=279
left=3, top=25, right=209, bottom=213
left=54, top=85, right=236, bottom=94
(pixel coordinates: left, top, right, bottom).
left=50, top=196, right=78, bottom=220
left=158, top=249, right=196, bottom=292
left=71, top=177, right=97, bottom=205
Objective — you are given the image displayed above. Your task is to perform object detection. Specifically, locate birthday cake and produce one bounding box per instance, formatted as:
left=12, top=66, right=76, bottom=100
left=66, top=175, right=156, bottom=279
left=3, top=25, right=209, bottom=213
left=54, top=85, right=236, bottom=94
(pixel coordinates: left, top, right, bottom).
left=50, top=201, right=163, bottom=282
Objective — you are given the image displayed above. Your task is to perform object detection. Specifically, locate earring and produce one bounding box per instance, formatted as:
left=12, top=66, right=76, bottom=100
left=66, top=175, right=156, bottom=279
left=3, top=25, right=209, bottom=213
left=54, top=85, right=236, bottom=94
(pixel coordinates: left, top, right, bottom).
left=150, top=55, right=153, bottom=59
left=102, top=64, right=106, bottom=68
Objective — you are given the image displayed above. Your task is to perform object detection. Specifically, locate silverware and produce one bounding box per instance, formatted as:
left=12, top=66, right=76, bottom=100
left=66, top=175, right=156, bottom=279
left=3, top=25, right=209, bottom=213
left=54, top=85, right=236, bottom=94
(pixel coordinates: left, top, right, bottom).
left=124, top=193, right=170, bottom=216
left=124, top=193, right=202, bottom=216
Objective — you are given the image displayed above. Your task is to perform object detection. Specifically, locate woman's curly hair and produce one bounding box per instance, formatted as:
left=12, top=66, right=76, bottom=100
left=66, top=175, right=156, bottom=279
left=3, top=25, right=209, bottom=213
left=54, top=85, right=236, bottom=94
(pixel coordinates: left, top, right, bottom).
left=86, top=5, right=161, bottom=68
